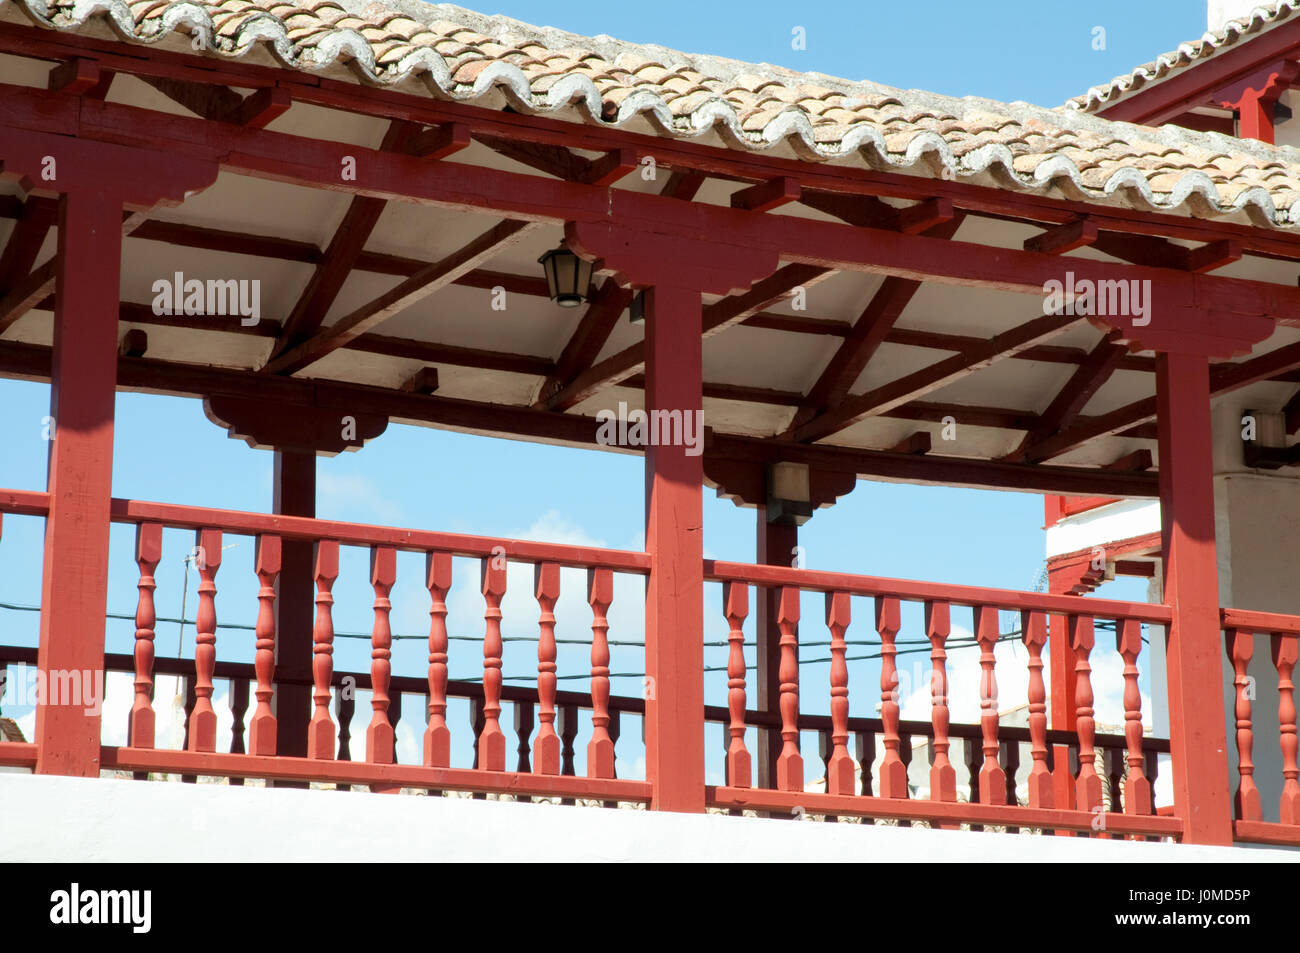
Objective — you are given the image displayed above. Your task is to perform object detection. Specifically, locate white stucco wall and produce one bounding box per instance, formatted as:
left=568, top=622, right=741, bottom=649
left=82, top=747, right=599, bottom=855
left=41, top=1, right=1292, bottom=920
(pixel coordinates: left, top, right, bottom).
left=1, top=773, right=1295, bottom=861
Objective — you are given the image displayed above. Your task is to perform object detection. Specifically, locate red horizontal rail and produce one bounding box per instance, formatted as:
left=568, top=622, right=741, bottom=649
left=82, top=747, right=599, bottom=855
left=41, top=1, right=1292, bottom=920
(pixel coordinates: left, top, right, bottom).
left=1221, top=607, right=1300, bottom=636
left=0, top=488, right=50, bottom=517
left=1233, top=820, right=1300, bottom=847
left=100, top=747, right=652, bottom=801
left=106, top=497, right=649, bottom=573
left=704, top=559, right=1172, bottom=623
left=708, top=787, right=1184, bottom=837
left=0, top=740, right=37, bottom=767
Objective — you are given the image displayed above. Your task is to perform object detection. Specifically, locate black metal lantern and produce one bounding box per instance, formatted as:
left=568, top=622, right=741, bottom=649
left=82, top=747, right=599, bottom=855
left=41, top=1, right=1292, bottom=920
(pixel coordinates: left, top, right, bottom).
left=537, top=241, right=593, bottom=307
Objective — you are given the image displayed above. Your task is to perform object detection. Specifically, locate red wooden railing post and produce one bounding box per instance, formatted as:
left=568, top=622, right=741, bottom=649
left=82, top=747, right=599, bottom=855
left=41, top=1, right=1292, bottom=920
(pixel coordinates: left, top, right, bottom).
left=530, top=562, right=561, bottom=774
left=825, top=591, right=853, bottom=795
left=1224, top=628, right=1259, bottom=821
left=1069, top=614, right=1102, bottom=813
left=189, top=528, right=222, bottom=753
left=1118, top=618, right=1152, bottom=817
left=1155, top=352, right=1233, bottom=845
left=479, top=557, right=508, bottom=771
left=307, top=540, right=339, bottom=759
left=774, top=586, right=803, bottom=791
left=586, top=567, right=615, bottom=779
left=34, top=191, right=124, bottom=776
left=925, top=600, right=956, bottom=803
left=367, top=545, right=396, bottom=767
left=1021, top=610, right=1053, bottom=808
left=974, top=605, right=1006, bottom=805
left=876, top=596, right=907, bottom=798
left=1273, top=633, right=1300, bottom=825
left=249, top=534, right=281, bottom=756
left=722, top=581, right=751, bottom=788
left=129, top=523, right=163, bottom=749
left=424, top=552, right=452, bottom=768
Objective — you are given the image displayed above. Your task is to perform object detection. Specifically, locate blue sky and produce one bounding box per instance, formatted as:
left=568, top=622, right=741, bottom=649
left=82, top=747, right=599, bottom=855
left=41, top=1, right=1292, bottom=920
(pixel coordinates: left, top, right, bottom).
left=0, top=0, right=1192, bottom=784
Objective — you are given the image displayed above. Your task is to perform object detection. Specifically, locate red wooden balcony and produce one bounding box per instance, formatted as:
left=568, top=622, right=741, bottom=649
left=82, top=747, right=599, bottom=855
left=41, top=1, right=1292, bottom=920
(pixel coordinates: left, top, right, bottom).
left=2, top=487, right=1295, bottom=847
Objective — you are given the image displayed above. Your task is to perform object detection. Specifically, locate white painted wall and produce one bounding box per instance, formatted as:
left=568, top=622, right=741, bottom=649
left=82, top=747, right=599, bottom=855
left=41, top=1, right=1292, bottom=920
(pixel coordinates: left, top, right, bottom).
left=1, top=773, right=1295, bottom=861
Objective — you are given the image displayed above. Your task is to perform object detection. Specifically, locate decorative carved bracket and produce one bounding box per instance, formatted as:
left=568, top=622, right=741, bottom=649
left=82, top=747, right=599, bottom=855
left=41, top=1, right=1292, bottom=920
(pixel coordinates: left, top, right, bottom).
left=204, top=394, right=388, bottom=455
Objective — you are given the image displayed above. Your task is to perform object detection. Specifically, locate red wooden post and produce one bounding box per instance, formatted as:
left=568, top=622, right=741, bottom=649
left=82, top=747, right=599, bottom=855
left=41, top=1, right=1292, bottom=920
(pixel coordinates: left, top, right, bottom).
left=925, top=600, right=956, bottom=802
left=1021, top=610, right=1053, bottom=808
left=1273, top=633, right=1300, bottom=825
left=129, top=523, right=162, bottom=749
left=272, top=449, right=316, bottom=763
left=876, top=596, right=907, bottom=798
left=1069, top=614, right=1102, bottom=813
left=424, top=552, right=452, bottom=768
left=774, top=585, right=803, bottom=792
left=249, top=534, right=281, bottom=756
left=825, top=590, right=853, bottom=795
left=188, top=528, right=222, bottom=752
left=642, top=283, right=707, bottom=811
left=586, top=567, right=615, bottom=779
left=525, top=562, right=558, bottom=774
left=34, top=191, right=123, bottom=776
left=367, top=545, right=396, bottom=766
left=479, top=557, right=508, bottom=771
left=722, top=581, right=751, bottom=788
left=1156, top=351, right=1233, bottom=845
left=974, top=605, right=1006, bottom=805
left=307, top=540, right=338, bottom=759
left=756, top=516, right=798, bottom=789
left=1224, top=628, right=1259, bottom=821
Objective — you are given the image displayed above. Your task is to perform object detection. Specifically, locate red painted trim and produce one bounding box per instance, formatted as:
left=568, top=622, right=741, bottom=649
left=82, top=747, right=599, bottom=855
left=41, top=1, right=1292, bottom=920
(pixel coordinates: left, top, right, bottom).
left=1232, top=819, right=1300, bottom=846
left=707, top=787, right=1183, bottom=837
left=1058, top=496, right=1123, bottom=519
left=1221, top=607, right=1300, bottom=636
left=98, top=747, right=651, bottom=801
left=0, top=741, right=38, bottom=767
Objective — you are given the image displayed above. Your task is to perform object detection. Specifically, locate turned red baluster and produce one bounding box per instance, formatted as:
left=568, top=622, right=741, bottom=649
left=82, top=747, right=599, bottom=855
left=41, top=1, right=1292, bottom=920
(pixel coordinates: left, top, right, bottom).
left=587, top=567, right=615, bottom=779
left=876, top=595, right=906, bottom=798
left=723, top=581, right=751, bottom=788
left=774, top=585, right=803, bottom=792
left=1020, top=610, right=1052, bottom=808
left=825, top=591, right=853, bottom=795
left=129, top=523, right=162, bottom=749
left=308, top=541, right=339, bottom=760
left=479, top=557, right=508, bottom=771
left=925, top=600, right=955, bottom=802
left=532, top=562, right=561, bottom=775
left=367, top=545, right=396, bottom=765
left=1117, top=618, right=1151, bottom=816
left=249, top=534, right=281, bottom=756
left=1273, top=632, right=1300, bottom=824
left=424, top=551, right=452, bottom=768
left=1224, top=629, right=1259, bottom=820
left=188, top=528, right=221, bottom=752
left=1070, top=614, right=1102, bottom=813
left=974, top=605, right=1006, bottom=804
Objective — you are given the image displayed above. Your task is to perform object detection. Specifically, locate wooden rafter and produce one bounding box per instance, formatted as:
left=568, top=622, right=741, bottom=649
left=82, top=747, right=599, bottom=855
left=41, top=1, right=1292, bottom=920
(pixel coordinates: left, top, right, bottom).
left=270, top=120, right=416, bottom=359
left=785, top=216, right=965, bottom=434
left=0, top=198, right=55, bottom=294
left=793, top=310, right=1084, bottom=443
left=1007, top=331, right=1129, bottom=463
left=533, top=278, right=632, bottom=407
left=264, top=219, right=539, bottom=376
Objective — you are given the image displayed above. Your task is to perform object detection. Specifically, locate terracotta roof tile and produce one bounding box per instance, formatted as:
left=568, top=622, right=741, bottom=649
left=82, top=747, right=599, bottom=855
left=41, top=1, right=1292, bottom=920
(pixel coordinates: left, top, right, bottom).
left=11, top=0, right=1300, bottom=226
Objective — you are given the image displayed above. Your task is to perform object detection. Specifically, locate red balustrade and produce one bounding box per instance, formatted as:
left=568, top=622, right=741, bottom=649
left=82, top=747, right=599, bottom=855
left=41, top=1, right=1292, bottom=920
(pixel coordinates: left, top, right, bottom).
left=249, top=534, right=280, bottom=757
left=189, top=528, right=221, bottom=753
left=587, top=567, right=615, bottom=779
left=824, top=591, right=853, bottom=795
left=308, top=541, right=338, bottom=760
left=926, top=600, right=956, bottom=803
left=424, top=552, right=452, bottom=768
left=1070, top=614, right=1102, bottom=813
left=1021, top=610, right=1052, bottom=808
left=129, top=523, right=161, bottom=749
left=532, top=562, right=560, bottom=774
left=722, top=581, right=750, bottom=788
left=876, top=596, right=906, bottom=799
left=1274, top=633, right=1299, bottom=825
left=775, top=586, right=802, bottom=792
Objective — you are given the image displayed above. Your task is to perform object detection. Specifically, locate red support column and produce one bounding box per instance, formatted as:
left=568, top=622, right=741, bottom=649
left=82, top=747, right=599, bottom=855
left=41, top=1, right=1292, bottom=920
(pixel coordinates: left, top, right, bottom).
left=756, top=515, right=797, bottom=787
left=35, top=191, right=122, bottom=776
left=273, top=450, right=315, bottom=765
left=643, top=282, right=706, bottom=812
left=1156, top=351, right=1234, bottom=845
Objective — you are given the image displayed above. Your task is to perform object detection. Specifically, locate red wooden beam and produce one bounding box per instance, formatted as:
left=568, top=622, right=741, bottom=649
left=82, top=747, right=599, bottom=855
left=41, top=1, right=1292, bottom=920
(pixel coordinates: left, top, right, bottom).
left=895, top=197, right=954, bottom=235
left=46, top=56, right=100, bottom=95
left=400, top=366, right=440, bottom=395
left=1185, top=238, right=1243, bottom=273
left=887, top=431, right=932, bottom=455
left=1103, top=448, right=1154, bottom=471
left=264, top=219, right=538, bottom=375
left=230, top=86, right=292, bottom=129
left=0, top=258, right=57, bottom=335
left=1024, top=218, right=1098, bottom=255
left=408, top=122, right=472, bottom=160
left=582, top=147, right=638, bottom=187
left=1009, top=331, right=1128, bottom=463
left=794, top=310, right=1083, bottom=443
left=0, top=198, right=55, bottom=295
left=730, top=176, right=801, bottom=212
